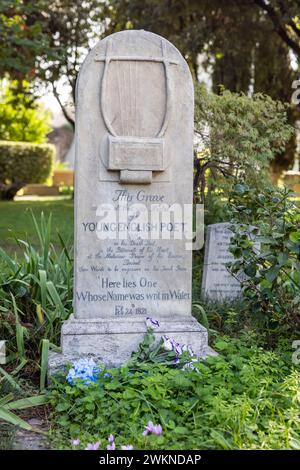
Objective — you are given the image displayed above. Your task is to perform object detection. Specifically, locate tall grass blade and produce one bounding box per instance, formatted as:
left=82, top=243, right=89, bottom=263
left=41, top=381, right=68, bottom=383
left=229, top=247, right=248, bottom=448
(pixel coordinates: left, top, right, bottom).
left=0, top=407, right=33, bottom=431
left=40, top=339, right=49, bottom=392
left=193, top=303, right=210, bottom=331
left=4, top=395, right=49, bottom=410
left=0, top=367, right=22, bottom=392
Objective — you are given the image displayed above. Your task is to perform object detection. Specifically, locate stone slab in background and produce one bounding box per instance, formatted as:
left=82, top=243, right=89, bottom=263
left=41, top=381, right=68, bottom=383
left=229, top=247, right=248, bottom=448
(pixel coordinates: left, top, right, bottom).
left=201, top=222, right=243, bottom=300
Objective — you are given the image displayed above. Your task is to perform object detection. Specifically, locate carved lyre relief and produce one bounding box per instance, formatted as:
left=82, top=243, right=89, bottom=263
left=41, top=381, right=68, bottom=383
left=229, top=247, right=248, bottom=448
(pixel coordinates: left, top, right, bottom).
left=95, top=38, right=178, bottom=184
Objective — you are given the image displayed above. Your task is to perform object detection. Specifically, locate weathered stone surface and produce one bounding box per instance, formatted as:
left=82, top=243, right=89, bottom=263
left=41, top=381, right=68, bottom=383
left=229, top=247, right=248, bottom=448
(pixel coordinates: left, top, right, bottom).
left=49, top=30, right=213, bottom=373
left=12, top=419, right=49, bottom=450
left=49, top=315, right=214, bottom=374
left=201, top=223, right=242, bottom=300
left=74, top=29, right=194, bottom=320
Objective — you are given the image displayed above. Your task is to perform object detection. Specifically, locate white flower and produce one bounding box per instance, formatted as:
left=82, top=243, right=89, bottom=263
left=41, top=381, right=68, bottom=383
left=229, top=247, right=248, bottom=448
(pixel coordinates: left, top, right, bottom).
left=182, top=344, right=195, bottom=356
left=162, top=335, right=174, bottom=351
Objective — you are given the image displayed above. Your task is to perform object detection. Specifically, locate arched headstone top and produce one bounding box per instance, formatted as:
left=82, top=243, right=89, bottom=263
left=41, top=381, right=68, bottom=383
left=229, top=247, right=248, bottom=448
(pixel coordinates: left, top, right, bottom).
left=76, top=30, right=193, bottom=184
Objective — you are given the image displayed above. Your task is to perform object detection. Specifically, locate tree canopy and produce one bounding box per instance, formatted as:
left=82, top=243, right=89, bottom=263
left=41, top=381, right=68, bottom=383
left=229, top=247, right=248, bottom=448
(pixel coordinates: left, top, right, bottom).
left=0, top=0, right=299, bottom=168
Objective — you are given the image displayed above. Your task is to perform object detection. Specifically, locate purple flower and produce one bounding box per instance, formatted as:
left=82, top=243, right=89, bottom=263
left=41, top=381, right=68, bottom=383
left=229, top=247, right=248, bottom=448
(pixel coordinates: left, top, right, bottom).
left=174, top=342, right=183, bottom=356
left=146, top=317, right=160, bottom=328
left=182, top=360, right=200, bottom=373
left=107, top=442, right=116, bottom=450
left=143, top=420, right=163, bottom=436
left=173, top=357, right=180, bottom=365
left=143, top=420, right=154, bottom=436
left=121, top=445, right=134, bottom=450
left=85, top=441, right=101, bottom=450
left=162, top=335, right=184, bottom=356
left=153, top=424, right=163, bottom=436
left=71, top=438, right=80, bottom=446
left=107, top=434, right=115, bottom=450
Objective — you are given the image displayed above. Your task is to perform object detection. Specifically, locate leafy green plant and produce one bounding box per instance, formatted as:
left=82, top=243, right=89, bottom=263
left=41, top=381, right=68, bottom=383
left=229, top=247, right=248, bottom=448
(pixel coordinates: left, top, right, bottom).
left=0, top=393, right=48, bottom=432
left=0, top=360, right=49, bottom=444
left=0, top=211, right=73, bottom=378
left=228, top=184, right=300, bottom=336
left=49, top=334, right=300, bottom=450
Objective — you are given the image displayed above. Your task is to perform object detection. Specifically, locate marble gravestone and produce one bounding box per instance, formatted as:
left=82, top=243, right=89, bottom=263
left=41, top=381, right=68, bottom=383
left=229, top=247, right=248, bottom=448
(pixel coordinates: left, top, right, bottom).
left=49, top=30, right=212, bottom=371
left=201, top=223, right=244, bottom=300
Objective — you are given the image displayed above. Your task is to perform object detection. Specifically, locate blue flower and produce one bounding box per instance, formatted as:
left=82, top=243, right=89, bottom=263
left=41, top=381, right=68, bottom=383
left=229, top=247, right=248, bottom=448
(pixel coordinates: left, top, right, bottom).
left=66, top=358, right=101, bottom=385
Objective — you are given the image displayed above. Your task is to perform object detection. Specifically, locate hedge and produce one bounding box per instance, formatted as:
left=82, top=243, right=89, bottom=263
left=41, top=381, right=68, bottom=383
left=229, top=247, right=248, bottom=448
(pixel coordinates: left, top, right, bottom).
left=0, top=140, right=55, bottom=199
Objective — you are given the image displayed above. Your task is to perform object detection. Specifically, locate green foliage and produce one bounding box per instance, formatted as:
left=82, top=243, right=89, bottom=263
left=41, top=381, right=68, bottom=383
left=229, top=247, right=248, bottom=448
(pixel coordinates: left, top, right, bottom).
left=49, top=335, right=300, bottom=450
left=194, top=84, right=294, bottom=202
left=102, top=1, right=299, bottom=182
left=0, top=392, right=48, bottom=432
left=105, top=0, right=299, bottom=181
left=126, top=328, right=194, bottom=369
left=228, top=184, right=300, bottom=336
left=0, top=80, right=51, bottom=143
left=0, top=1, right=48, bottom=78
left=192, top=297, right=271, bottom=346
left=0, top=361, right=49, bottom=443
left=28, top=0, right=106, bottom=128
left=0, top=140, right=54, bottom=200
left=0, top=211, right=73, bottom=373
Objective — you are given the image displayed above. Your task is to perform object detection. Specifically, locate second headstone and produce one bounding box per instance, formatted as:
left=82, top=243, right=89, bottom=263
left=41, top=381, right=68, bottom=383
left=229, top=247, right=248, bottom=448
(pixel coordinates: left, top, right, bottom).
left=201, top=223, right=243, bottom=300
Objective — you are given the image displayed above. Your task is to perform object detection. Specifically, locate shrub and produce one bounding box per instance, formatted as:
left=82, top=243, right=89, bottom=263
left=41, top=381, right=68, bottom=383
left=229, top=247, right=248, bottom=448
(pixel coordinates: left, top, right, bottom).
left=0, top=140, right=54, bottom=199
left=228, top=184, right=300, bottom=338
left=194, top=85, right=294, bottom=203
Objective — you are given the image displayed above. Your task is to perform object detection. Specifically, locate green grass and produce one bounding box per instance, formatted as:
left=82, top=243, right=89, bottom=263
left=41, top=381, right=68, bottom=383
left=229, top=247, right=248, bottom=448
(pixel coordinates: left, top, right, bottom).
left=49, top=335, right=300, bottom=450
left=0, top=198, right=74, bottom=253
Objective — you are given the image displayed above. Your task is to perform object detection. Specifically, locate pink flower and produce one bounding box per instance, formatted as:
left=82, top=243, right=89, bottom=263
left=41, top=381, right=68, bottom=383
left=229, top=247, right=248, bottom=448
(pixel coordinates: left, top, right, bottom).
left=143, top=420, right=154, bottom=435
left=153, top=424, right=163, bottom=435
left=143, top=420, right=163, bottom=436
left=107, top=442, right=116, bottom=450
left=71, top=438, right=80, bottom=446
left=107, top=434, right=115, bottom=450
left=85, top=441, right=101, bottom=450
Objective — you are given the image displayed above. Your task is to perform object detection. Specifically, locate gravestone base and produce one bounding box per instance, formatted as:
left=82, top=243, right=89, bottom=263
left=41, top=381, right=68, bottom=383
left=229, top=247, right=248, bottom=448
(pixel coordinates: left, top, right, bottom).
left=48, top=315, right=215, bottom=375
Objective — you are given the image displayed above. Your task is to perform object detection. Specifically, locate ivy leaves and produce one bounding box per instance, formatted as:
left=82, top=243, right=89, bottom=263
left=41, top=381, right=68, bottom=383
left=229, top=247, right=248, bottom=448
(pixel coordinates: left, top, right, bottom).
left=228, top=184, right=300, bottom=330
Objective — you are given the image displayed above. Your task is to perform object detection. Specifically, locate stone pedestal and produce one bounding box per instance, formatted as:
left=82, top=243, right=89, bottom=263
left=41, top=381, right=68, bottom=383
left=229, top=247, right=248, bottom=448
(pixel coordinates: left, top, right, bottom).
left=49, top=315, right=214, bottom=375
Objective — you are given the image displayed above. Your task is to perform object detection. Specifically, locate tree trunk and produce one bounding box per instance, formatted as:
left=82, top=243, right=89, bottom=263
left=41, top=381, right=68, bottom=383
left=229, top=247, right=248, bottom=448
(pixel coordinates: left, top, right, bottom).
left=0, top=182, right=25, bottom=200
